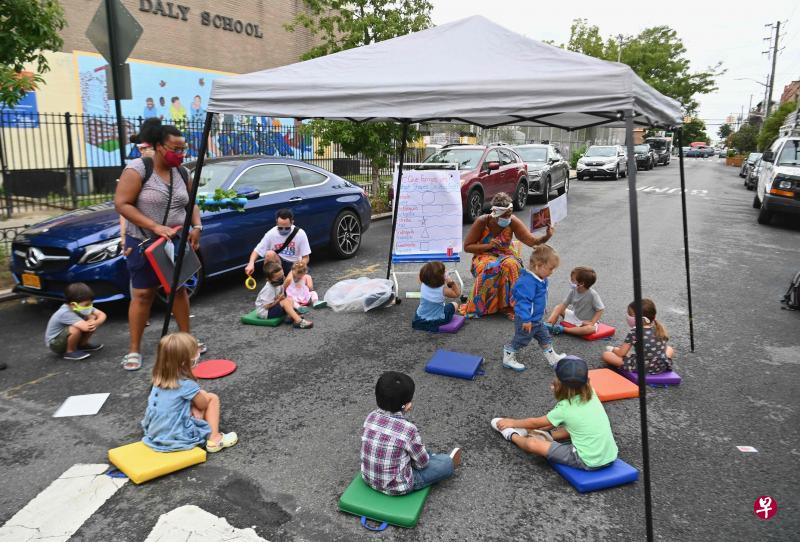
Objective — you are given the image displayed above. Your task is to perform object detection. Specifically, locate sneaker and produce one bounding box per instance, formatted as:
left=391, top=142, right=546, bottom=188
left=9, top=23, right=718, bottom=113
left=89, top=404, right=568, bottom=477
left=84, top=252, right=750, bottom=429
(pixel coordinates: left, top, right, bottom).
left=544, top=322, right=564, bottom=335
left=449, top=447, right=463, bottom=468
left=530, top=429, right=554, bottom=442
left=543, top=348, right=566, bottom=368
left=293, top=318, right=313, bottom=329
left=502, top=348, right=526, bottom=372
left=81, top=343, right=104, bottom=352
left=63, top=350, right=90, bottom=361
left=198, top=342, right=207, bottom=354
left=605, top=345, right=615, bottom=353
left=490, top=418, right=528, bottom=441
left=296, top=306, right=310, bottom=315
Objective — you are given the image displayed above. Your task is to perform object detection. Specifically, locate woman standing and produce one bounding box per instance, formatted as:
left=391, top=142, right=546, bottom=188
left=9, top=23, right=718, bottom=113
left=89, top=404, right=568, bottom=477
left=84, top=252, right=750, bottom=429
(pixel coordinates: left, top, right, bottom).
left=115, top=118, right=204, bottom=371
left=461, top=192, right=553, bottom=319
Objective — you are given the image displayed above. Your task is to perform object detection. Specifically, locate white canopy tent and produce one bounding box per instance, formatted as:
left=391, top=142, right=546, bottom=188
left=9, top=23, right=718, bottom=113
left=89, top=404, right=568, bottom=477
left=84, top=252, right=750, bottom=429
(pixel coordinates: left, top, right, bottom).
left=162, top=17, right=695, bottom=540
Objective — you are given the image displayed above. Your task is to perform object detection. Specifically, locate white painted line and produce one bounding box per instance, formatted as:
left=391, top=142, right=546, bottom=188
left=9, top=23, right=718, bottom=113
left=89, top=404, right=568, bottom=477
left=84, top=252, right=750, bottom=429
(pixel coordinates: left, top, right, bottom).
left=144, top=505, right=267, bottom=542
left=0, top=463, right=127, bottom=542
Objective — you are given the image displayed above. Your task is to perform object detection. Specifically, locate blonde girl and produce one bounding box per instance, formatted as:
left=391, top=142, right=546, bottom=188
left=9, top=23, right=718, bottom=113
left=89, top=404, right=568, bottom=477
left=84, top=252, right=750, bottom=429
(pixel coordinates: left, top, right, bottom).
left=285, top=260, right=319, bottom=310
left=602, top=298, right=674, bottom=374
left=141, top=332, right=237, bottom=453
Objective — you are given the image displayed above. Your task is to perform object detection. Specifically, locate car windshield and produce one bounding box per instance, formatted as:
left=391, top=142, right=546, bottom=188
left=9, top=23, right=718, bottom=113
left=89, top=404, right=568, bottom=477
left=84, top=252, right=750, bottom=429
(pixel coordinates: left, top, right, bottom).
left=423, top=148, right=484, bottom=169
left=777, top=140, right=800, bottom=166
left=647, top=139, right=667, bottom=150
left=634, top=145, right=650, bottom=153
left=585, top=147, right=616, bottom=157
left=748, top=152, right=762, bottom=161
left=513, top=147, right=547, bottom=162
left=194, top=162, right=239, bottom=194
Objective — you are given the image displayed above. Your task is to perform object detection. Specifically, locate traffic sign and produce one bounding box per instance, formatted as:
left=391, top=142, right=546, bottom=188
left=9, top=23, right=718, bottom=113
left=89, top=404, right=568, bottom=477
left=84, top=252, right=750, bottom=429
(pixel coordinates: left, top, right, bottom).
left=85, top=0, right=142, bottom=65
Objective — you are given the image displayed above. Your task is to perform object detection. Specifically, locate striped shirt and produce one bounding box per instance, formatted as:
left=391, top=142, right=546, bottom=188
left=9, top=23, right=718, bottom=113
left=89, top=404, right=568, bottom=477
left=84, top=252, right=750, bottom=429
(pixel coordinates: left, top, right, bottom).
left=124, top=158, right=189, bottom=240
left=360, top=409, right=429, bottom=495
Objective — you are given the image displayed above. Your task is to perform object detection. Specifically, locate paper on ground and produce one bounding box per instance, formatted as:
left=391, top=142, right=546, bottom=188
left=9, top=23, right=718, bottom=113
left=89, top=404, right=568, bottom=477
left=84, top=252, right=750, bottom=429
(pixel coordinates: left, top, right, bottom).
left=53, top=393, right=110, bottom=417
left=736, top=445, right=758, bottom=453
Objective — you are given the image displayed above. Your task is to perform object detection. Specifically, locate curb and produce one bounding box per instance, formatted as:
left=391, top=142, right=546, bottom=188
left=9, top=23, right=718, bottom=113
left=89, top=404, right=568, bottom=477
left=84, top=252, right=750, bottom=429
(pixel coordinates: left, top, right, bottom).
left=371, top=212, right=393, bottom=221
left=0, top=289, right=22, bottom=303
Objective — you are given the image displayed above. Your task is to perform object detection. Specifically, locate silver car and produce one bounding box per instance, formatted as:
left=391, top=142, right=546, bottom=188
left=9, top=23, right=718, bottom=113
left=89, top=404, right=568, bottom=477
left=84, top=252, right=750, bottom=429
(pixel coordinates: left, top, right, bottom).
left=511, top=144, right=570, bottom=202
left=576, top=145, right=628, bottom=180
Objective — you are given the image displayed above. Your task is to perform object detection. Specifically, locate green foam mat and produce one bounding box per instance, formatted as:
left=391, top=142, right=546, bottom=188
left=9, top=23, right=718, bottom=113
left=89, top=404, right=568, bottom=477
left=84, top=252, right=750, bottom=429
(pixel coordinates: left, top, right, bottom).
left=240, top=309, right=283, bottom=327
left=338, top=474, right=431, bottom=528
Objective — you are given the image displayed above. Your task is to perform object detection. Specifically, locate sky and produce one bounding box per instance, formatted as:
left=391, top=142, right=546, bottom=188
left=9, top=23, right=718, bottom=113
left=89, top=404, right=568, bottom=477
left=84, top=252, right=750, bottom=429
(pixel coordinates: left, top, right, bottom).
left=432, top=0, right=800, bottom=141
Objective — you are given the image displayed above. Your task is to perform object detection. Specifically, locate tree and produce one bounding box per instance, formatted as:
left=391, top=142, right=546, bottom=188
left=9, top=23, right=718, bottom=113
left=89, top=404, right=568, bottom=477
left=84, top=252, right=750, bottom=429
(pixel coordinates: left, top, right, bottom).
left=561, top=19, right=722, bottom=115
left=757, top=102, right=796, bottom=151
left=286, top=0, right=431, bottom=194
left=731, top=123, right=759, bottom=153
left=0, top=0, right=66, bottom=107
left=717, top=123, right=732, bottom=140
left=681, top=118, right=709, bottom=144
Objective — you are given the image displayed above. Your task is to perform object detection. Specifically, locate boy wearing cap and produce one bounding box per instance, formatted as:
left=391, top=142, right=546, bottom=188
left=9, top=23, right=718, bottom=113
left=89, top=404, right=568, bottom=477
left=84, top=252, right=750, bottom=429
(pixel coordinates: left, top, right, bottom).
left=490, top=356, right=618, bottom=470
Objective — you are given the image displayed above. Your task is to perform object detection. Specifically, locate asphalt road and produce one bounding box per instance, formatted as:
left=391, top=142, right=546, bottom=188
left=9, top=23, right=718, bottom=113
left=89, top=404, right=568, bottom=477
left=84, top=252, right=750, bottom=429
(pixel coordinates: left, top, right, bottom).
left=1, top=157, right=798, bottom=541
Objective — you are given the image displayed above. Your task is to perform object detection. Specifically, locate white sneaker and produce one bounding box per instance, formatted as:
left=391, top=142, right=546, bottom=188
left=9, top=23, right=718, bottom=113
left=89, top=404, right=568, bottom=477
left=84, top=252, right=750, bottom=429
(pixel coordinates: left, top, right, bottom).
left=502, top=348, right=527, bottom=371
left=490, top=418, right=528, bottom=441
left=543, top=348, right=566, bottom=368
left=605, top=345, right=614, bottom=352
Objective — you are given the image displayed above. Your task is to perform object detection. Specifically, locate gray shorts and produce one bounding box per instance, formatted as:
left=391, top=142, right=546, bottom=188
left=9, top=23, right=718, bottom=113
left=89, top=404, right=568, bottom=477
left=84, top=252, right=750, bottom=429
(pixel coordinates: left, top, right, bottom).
left=547, top=441, right=609, bottom=471
left=48, top=327, right=71, bottom=354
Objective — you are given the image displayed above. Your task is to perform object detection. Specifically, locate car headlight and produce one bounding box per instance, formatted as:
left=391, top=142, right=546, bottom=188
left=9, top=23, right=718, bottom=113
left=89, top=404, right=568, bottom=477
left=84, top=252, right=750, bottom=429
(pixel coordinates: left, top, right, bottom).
left=777, top=180, right=793, bottom=189
left=529, top=170, right=542, bottom=177
left=79, top=238, right=122, bottom=264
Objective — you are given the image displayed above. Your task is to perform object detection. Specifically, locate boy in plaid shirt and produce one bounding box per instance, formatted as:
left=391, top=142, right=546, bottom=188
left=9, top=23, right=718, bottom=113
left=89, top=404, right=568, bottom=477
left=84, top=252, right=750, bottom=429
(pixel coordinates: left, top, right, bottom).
left=360, top=371, right=462, bottom=495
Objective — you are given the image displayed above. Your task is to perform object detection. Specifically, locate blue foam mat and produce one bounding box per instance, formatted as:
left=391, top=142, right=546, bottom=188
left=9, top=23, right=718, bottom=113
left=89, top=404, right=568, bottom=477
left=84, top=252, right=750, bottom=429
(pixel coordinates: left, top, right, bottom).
left=550, top=458, right=638, bottom=493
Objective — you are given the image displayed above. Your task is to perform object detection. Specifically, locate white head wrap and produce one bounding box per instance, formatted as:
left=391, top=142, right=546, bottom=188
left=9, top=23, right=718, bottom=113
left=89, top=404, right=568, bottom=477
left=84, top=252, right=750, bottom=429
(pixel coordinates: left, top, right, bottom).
left=490, top=204, right=513, bottom=217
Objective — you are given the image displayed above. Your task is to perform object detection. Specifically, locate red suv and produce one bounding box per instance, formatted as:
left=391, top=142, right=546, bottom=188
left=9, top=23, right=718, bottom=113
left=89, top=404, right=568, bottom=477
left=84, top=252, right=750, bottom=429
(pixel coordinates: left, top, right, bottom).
left=422, top=144, right=529, bottom=222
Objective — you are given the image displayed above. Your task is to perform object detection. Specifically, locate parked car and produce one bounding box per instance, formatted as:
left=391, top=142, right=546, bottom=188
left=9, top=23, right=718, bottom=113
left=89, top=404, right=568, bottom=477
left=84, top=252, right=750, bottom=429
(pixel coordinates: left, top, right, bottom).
left=576, top=145, right=627, bottom=180
left=511, top=144, right=569, bottom=202
left=753, top=136, right=800, bottom=225
left=739, top=152, right=762, bottom=178
left=422, top=143, right=529, bottom=221
left=645, top=137, right=672, bottom=165
left=10, top=157, right=372, bottom=303
left=634, top=144, right=656, bottom=170
left=685, top=147, right=705, bottom=157
left=745, top=157, right=762, bottom=190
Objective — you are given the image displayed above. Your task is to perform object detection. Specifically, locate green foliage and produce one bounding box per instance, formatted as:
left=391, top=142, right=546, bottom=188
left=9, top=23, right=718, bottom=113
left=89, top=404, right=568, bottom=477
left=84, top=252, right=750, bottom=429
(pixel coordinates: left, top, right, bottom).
left=726, top=148, right=736, bottom=157
left=717, top=123, right=732, bottom=139
left=731, top=123, right=759, bottom=153
left=680, top=118, right=709, bottom=144
left=757, top=102, right=796, bottom=151
left=0, top=0, right=66, bottom=107
left=561, top=19, right=722, bottom=115
left=197, top=188, right=246, bottom=212
left=570, top=144, right=587, bottom=169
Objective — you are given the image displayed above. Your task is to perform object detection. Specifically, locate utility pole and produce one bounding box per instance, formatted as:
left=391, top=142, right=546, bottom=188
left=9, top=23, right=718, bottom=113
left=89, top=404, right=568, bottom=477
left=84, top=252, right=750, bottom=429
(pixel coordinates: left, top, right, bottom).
left=617, top=34, right=624, bottom=63
left=763, top=21, right=783, bottom=118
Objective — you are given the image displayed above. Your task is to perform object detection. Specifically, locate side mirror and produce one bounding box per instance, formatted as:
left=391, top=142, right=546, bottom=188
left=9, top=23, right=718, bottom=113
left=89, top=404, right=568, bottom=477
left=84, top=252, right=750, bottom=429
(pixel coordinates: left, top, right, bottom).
left=486, top=161, right=500, bottom=171
left=761, top=151, right=774, bottom=163
left=236, top=185, right=261, bottom=200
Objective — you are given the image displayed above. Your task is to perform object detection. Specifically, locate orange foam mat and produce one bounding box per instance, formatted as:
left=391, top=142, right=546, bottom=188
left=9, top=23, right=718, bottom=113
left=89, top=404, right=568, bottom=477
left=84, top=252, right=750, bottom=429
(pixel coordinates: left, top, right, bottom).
left=589, top=369, right=640, bottom=402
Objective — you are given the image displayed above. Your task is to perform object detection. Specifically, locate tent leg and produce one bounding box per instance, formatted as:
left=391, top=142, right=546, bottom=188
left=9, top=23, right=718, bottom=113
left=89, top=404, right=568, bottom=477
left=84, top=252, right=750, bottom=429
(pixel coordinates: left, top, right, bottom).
left=385, top=122, right=410, bottom=280
left=624, top=111, right=654, bottom=542
left=161, top=112, right=214, bottom=338
left=675, top=129, right=695, bottom=352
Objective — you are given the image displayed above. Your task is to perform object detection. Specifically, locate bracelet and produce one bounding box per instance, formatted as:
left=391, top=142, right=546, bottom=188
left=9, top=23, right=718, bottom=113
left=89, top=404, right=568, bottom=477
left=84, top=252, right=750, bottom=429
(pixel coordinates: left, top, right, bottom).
left=191, top=224, right=203, bottom=231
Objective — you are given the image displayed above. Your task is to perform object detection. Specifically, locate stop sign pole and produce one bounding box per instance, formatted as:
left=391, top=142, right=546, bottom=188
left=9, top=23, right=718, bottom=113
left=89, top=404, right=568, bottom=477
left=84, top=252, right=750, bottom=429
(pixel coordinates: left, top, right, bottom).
left=104, top=0, right=126, bottom=167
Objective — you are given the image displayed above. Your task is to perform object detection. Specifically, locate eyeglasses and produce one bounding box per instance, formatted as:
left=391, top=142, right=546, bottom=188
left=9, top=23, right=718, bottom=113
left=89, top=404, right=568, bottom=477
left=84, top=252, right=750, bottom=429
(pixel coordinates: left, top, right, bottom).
left=162, top=144, right=188, bottom=153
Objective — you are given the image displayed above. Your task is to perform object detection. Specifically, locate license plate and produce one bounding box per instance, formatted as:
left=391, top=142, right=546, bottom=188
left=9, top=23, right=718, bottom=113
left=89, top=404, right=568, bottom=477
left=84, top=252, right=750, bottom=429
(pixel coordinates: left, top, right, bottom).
left=21, top=272, right=41, bottom=290
left=590, top=168, right=597, bottom=172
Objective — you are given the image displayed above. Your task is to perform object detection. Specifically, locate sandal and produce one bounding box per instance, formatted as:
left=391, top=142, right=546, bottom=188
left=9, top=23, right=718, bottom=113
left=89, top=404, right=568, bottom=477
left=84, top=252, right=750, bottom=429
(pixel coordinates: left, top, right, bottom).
left=207, top=432, right=238, bottom=453
left=121, top=353, right=142, bottom=371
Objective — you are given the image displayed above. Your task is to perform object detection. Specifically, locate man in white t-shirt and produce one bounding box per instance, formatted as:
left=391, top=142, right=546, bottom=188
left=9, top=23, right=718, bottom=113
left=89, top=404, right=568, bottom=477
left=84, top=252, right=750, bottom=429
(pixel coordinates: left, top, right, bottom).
left=245, top=208, right=311, bottom=279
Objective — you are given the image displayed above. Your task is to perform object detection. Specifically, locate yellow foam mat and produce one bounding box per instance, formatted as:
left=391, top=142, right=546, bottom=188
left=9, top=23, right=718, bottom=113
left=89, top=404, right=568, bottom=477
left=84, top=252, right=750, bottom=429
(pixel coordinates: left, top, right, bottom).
left=108, top=441, right=206, bottom=484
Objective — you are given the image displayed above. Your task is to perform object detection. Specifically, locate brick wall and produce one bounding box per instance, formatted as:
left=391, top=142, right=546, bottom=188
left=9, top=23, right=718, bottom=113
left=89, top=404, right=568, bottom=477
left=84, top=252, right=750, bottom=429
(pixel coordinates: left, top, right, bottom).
left=60, top=0, right=317, bottom=74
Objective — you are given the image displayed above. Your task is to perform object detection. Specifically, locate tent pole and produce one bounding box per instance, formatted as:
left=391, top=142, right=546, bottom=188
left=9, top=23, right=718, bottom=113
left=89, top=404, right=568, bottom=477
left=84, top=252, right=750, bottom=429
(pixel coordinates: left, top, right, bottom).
left=675, top=129, right=695, bottom=352
left=161, top=112, right=214, bottom=337
left=385, top=122, right=410, bottom=280
left=624, top=111, right=654, bottom=542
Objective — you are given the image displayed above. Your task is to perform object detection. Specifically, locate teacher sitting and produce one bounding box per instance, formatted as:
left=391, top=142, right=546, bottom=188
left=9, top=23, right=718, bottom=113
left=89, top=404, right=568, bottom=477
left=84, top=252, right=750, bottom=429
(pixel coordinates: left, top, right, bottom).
left=115, top=118, right=203, bottom=371
left=461, top=192, right=553, bottom=319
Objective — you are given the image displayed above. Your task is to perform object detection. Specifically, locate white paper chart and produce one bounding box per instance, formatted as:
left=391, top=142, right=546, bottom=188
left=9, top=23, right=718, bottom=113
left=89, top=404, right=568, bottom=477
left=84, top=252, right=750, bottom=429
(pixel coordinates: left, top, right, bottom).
left=392, top=168, right=462, bottom=260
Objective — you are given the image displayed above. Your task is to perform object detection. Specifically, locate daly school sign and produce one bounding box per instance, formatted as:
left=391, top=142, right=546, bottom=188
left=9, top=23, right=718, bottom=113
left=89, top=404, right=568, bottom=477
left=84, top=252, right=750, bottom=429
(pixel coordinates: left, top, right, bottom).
left=138, top=0, right=264, bottom=38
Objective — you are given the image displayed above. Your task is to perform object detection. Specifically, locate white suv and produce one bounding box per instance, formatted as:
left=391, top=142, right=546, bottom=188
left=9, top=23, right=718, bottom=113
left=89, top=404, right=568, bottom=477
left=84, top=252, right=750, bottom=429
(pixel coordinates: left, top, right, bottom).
left=576, top=145, right=628, bottom=180
left=754, top=135, right=800, bottom=225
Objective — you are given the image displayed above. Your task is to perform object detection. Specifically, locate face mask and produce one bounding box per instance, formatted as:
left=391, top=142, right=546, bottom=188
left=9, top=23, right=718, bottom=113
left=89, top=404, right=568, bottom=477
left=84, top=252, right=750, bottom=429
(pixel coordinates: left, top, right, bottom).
left=163, top=150, right=184, bottom=167
left=627, top=314, right=651, bottom=327
left=569, top=282, right=578, bottom=289
left=277, top=227, right=292, bottom=236
left=72, top=303, right=93, bottom=316
left=496, top=217, right=511, bottom=228
left=270, top=276, right=284, bottom=286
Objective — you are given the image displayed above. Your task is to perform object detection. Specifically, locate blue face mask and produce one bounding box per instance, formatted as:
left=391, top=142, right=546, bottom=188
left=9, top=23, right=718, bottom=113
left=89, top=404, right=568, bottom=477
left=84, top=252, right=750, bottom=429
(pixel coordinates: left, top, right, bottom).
left=497, top=217, right=511, bottom=228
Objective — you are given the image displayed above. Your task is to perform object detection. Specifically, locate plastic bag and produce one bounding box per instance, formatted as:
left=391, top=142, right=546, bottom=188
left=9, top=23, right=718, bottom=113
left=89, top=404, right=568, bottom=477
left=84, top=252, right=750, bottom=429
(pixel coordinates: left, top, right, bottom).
left=323, top=277, right=396, bottom=313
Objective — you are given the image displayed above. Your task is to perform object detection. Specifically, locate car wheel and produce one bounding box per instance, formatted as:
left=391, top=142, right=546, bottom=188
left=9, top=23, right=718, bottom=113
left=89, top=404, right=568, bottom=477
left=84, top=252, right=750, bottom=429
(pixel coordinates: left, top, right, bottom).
left=535, top=177, right=551, bottom=203
left=612, top=165, right=620, bottom=180
left=752, top=194, right=761, bottom=209
left=330, top=210, right=362, bottom=259
left=757, top=204, right=773, bottom=225
left=465, top=189, right=483, bottom=222
left=155, top=265, right=204, bottom=306
left=557, top=177, right=569, bottom=196
left=576, top=173, right=583, bottom=181
left=513, top=180, right=528, bottom=211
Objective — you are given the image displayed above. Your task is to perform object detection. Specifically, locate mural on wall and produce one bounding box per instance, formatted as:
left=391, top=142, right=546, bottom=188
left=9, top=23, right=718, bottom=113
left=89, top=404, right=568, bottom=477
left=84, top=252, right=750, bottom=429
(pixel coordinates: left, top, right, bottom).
left=76, top=52, right=311, bottom=166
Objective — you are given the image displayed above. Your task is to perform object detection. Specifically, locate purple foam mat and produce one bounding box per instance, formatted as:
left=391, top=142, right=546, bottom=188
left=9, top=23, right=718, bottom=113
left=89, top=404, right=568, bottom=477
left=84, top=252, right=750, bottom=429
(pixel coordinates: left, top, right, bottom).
left=438, top=315, right=466, bottom=333
left=620, top=369, right=681, bottom=386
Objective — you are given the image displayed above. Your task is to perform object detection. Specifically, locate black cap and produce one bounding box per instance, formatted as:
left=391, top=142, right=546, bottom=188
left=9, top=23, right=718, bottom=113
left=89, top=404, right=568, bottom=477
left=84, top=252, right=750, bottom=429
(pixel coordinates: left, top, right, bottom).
left=555, top=356, right=588, bottom=388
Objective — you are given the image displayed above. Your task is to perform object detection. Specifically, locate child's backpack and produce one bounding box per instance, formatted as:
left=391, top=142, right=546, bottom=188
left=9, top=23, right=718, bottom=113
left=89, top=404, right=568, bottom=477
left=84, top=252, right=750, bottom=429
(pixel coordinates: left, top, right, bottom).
left=781, top=270, right=800, bottom=311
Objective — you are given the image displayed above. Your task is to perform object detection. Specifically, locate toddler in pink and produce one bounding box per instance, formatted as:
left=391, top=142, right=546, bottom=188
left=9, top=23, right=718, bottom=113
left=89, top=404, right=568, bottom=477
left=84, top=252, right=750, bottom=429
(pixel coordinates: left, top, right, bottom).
left=285, top=260, right=318, bottom=309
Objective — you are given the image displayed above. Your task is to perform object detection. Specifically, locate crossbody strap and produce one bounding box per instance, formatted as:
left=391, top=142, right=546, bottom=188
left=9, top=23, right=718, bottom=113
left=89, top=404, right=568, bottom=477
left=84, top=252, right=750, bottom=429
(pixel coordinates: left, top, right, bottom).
left=274, top=226, right=300, bottom=256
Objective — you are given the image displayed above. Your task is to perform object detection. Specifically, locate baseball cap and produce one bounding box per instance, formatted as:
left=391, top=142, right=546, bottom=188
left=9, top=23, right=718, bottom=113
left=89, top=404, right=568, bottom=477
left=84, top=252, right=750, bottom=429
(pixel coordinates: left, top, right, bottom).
left=555, top=356, right=588, bottom=388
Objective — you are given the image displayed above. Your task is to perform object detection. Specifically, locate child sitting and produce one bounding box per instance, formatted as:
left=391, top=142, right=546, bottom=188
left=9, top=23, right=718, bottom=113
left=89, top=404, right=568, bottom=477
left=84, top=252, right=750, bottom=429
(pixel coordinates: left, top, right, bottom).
left=142, top=332, right=238, bottom=453
left=44, top=282, right=107, bottom=360
left=285, top=260, right=319, bottom=312
left=545, top=266, right=605, bottom=336
left=256, top=261, right=313, bottom=329
left=361, top=371, right=462, bottom=495
left=602, top=298, right=674, bottom=374
left=503, top=245, right=566, bottom=371
left=491, top=356, right=618, bottom=471
left=412, top=261, right=462, bottom=331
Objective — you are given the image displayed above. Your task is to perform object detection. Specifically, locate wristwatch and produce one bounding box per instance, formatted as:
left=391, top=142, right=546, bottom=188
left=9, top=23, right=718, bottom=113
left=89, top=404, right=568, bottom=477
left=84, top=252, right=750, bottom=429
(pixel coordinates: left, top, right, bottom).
left=191, top=224, right=203, bottom=231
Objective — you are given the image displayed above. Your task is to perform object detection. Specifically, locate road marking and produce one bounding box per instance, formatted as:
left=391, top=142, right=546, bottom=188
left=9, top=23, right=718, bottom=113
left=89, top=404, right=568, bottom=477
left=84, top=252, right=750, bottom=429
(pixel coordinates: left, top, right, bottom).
left=627, top=186, right=707, bottom=197
left=144, top=505, right=267, bottom=541
left=0, top=464, right=127, bottom=542
left=1, top=372, right=62, bottom=398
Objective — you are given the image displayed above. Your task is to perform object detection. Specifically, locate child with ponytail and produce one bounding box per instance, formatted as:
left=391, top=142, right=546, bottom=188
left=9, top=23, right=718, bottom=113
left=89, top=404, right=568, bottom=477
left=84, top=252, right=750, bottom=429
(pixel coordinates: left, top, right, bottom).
left=602, top=298, right=674, bottom=374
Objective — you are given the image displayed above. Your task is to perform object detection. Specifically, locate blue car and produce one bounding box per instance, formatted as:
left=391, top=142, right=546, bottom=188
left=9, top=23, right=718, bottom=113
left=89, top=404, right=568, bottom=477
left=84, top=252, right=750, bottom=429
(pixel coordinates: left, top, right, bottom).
left=10, top=157, right=371, bottom=303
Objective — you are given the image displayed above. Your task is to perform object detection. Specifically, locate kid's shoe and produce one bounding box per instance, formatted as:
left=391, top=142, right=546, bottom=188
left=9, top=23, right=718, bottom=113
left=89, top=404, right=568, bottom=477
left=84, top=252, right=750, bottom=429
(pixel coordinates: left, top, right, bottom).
left=490, top=418, right=528, bottom=441
left=502, top=348, right=526, bottom=371
left=449, top=447, right=463, bottom=468
left=296, top=306, right=310, bottom=315
left=81, top=343, right=104, bottom=352
left=543, top=348, right=566, bottom=368
left=545, top=322, right=564, bottom=335
left=293, top=318, right=313, bottom=329
left=207, top=432, right=238, bottom=453
left=63, top=350, right=90, bottom=361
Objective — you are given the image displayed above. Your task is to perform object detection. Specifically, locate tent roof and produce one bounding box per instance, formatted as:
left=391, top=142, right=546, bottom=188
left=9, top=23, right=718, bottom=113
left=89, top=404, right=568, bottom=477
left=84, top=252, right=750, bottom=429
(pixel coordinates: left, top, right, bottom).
left=208, top=15, right=683, bottom=130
